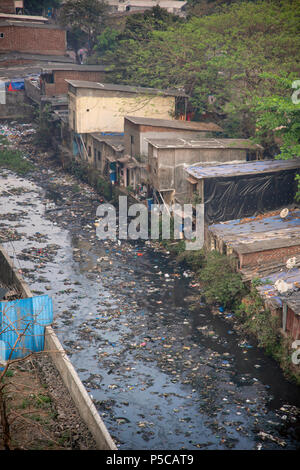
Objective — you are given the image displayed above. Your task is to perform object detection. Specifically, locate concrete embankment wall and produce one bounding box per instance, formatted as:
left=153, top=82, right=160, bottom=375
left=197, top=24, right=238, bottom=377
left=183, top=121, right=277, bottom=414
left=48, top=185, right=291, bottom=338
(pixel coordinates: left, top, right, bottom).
left=0, top=90, right=34, bottom=120
left=0, top=244, right=117, bottom=450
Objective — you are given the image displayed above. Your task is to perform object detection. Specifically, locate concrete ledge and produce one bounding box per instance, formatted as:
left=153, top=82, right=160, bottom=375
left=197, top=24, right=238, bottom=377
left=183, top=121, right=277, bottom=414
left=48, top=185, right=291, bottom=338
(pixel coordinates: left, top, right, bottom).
left=44, top=325, right=117, bottom=450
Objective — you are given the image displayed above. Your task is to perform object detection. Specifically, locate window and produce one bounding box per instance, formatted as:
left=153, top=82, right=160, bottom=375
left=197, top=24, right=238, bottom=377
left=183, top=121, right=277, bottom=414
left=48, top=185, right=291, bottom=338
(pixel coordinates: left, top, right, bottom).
left=88, top=146, right=91, bottom=157
left=0, top=33, right=4, bottom=39
left=130, top=135, right=134, bottom=144
left=98, top=151, right=101, bottom=161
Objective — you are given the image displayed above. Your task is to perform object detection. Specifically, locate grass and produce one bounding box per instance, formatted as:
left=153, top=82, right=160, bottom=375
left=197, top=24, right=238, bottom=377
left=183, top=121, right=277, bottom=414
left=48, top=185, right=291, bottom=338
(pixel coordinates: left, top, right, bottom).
left=0, top=136, right=33, bottom=175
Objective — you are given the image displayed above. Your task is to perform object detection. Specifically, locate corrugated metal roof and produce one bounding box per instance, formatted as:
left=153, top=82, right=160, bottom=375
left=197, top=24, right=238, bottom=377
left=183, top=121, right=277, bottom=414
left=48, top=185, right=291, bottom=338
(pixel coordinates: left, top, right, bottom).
left=125, top=115, right=223, bottom=132
left=0, top=295, right=53, bottom=361
left=186, top=158, right=300, bottom=179
left=208, top=208, right=300, bottom=253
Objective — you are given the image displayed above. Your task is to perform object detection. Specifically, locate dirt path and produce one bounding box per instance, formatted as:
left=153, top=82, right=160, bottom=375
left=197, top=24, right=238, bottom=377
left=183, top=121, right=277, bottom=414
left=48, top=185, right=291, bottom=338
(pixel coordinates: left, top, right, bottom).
left=0, top=354, right=97, bottom=450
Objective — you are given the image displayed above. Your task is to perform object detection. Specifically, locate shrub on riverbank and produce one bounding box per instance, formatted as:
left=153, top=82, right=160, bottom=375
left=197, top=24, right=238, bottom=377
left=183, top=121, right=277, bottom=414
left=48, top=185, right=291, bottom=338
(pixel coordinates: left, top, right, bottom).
left=198, top=250, right=246, bottom=309
left=171, top=241, right=299, bottom=383
left=0, top=136, right=33, bottom=174
left=164, top=239, right=245, bottom=307
left=237, top=283, right=300, bottom=385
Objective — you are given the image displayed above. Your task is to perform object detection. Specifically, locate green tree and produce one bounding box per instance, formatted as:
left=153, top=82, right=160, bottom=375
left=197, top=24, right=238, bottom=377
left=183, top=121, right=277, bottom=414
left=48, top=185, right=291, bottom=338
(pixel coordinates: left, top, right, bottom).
left=253, top=74, right=300, bottom=199
left=101, top=0, right=300, bottom=135
left=91, top=27, right=120, bottom=61
left=120, top=5, right=183, bottom=40
left=58, top=0, right=109, bottom=55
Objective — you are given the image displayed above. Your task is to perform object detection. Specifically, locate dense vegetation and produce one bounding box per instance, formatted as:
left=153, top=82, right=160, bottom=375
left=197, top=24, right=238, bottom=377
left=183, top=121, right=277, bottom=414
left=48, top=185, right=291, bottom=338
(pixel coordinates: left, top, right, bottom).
left=89, top=1, right=300, bottom=178
left=0, top=137, right=33, bottom=174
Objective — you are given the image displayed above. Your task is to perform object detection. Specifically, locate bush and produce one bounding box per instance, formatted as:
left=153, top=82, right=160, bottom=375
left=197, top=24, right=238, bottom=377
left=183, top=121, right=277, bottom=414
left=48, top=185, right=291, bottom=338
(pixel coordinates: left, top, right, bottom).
left=176, top=248, right=205, bottom=272
left=198, top=250, right=245, bottom=308
left=0, top=137, right=33, bottom=174
left=33, top=106, right=57, bottom=151
left=237, top=284, right=283, bottom=360
left=96, top=176, right=112, bottom=200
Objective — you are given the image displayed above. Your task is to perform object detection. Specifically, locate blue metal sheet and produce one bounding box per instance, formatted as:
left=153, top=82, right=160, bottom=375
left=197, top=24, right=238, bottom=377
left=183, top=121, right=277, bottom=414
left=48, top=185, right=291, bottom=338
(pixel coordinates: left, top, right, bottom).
left=0, top=295, right=53, bottom=362
left=209, top=209, right=300, bottom=239
left=186, top=159, right=300, bottom=179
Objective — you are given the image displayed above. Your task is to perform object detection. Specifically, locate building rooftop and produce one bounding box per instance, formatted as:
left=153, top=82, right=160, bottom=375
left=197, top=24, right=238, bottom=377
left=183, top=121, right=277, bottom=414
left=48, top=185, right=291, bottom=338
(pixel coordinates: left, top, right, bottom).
left=186, top=158, right=300, bottom=180
left=0, top=20, right=64, bottom=29
left=66, top=80, right=188, bottom=97
left=257, top=268, right=300, bottom=314
left=0, top=52, right=74, bottom=64
left=91, top=133, right=124, bottom=152
left=125, top=116, right=222, bottom=132
left=147, top=137, right=263, bottom=150
left=41, top=64, right=108, bottom=73
left=107, top=0, right=187, bottom=6
left=209, top=208, right=300, bottom=253
left=0, top=13, right=48, bottom=22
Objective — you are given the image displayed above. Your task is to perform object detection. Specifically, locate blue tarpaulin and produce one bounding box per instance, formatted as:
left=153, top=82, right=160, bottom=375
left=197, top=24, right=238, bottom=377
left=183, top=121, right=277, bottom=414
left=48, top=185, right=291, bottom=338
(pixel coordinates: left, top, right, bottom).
left=5, top=79, right=25, bottom=91
left=0, top=295, right=53, bottom=362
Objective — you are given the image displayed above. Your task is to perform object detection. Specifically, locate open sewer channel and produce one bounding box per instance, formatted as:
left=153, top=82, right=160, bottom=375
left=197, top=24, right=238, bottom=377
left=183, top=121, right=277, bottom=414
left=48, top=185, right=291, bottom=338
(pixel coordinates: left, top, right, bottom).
left=0, top=166, right=299, bottom=450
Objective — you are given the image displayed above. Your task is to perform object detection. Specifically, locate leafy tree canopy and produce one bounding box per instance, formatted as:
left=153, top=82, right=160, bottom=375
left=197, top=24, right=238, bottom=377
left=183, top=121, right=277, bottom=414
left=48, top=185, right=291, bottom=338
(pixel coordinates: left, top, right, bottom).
left=58, top=0, right=109, bottom=53
left=100, top=0, right=299, bottom=140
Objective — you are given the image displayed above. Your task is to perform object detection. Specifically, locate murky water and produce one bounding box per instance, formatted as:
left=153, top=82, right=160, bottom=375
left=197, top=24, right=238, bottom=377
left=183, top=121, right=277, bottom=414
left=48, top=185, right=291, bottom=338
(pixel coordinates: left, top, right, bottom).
left=0, top=167, right=299, bottom=450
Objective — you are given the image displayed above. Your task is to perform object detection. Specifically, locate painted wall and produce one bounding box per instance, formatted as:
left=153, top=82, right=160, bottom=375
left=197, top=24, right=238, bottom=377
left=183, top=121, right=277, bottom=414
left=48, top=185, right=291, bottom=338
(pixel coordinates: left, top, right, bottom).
left=69, top=88, right=175, bottom=134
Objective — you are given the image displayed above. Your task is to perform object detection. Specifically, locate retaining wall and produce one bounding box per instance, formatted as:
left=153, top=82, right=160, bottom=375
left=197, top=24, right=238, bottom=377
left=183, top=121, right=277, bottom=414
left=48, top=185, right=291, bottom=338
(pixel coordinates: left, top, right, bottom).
left=0, top=244, right=117, bottom=450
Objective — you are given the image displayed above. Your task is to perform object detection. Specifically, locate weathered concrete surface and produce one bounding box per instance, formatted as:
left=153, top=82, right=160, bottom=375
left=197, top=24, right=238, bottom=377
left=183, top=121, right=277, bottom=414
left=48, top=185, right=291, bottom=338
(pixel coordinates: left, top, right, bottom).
left=0, top=90, right=34, bottom=120
left=44, top=325, right=117, bottom=450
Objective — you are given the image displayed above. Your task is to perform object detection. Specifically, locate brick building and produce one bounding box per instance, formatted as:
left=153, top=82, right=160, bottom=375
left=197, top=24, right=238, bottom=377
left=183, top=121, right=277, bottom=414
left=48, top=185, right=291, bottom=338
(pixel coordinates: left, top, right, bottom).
left=0, top=20, right=66, bottom=55
left=205, top=207, right=300, bottom=279
left=40, top=65, right=109, bottom=96
left=0, top=0, right=23, bottom=14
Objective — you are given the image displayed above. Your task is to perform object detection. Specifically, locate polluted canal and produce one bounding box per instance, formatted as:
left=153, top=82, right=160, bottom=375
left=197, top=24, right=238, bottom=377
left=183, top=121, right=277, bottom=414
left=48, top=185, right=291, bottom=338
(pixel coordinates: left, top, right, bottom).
left=0, top=132, right=299, bottom=450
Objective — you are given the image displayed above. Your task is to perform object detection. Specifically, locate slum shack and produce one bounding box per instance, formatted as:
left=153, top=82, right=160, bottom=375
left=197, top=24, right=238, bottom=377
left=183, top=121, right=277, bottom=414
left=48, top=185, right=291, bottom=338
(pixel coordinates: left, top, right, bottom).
left=40, top=65, right=109, bottom=97
left=186, top=159, right=300, bottom=223
left=256, top=268, right=300, bottom=342
left=84, top=133, right=124, bottom=182
left=0, top=19, right=66, bottom=56
left=106, top=0, right=188, bottom=17
left=66, top=80, right=188, bottom=134
left=206, top=208, right=300, bottom=279
left=124, top=115, right=223, bottom=160
left=148, top=138, right=261, bottom=205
